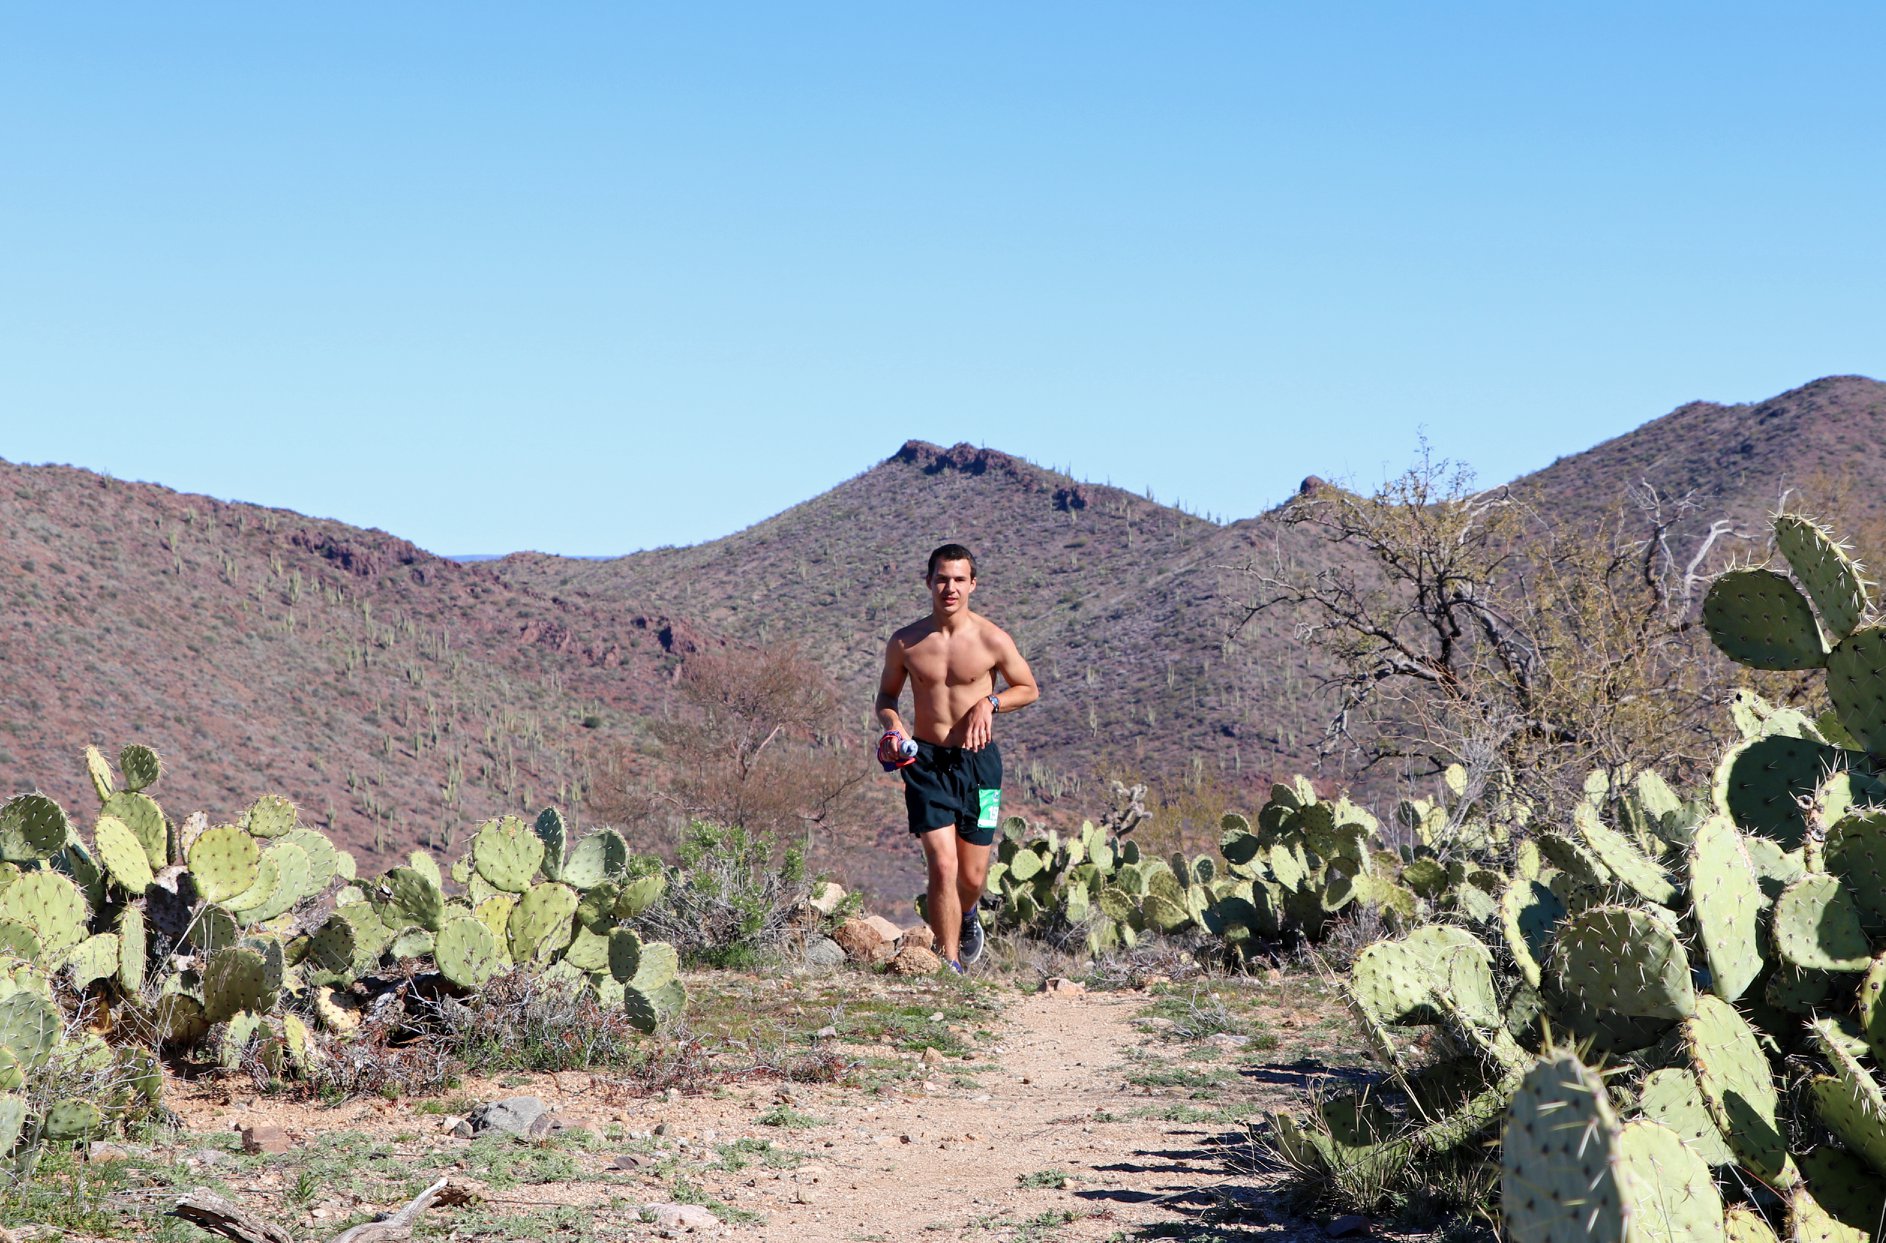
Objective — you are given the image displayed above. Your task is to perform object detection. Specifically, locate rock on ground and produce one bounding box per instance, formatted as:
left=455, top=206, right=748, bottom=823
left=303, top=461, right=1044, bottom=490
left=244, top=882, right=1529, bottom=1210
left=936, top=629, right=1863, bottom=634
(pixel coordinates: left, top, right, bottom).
left=887, top=945, right=942, bottom=975
left=452, top=1096, right=548, bottom=1139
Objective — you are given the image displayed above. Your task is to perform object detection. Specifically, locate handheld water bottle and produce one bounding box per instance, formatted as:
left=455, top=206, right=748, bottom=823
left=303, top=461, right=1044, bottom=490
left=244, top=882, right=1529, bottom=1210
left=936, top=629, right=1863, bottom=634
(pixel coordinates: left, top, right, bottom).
left=878, top=731, right=919, bottom=773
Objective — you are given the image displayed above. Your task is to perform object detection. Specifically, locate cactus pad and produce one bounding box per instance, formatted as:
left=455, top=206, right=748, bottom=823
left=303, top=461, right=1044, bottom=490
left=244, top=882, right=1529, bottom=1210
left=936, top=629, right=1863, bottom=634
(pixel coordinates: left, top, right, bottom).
left=92, top=815, right=154, bottom=893
left=563, top=828, right=629, bottom=889
left=303, top=917, right=358, bottom=985
left=1574, top=803, right=1678, bottom=905
left=0, top=872, right=87, bottom=958
left=188, top=825, right=261, bottom=905
left=101, top=792, right=166, bottom=868
left=116, top=743, right=161, bottom=792
left=1552, top=906, right=1695, bottom=1020
left=1809, top=1018, right=1886, bottom=1177
left=1715, top=734, right=1847, bottom=848
left=1777, top=514, right=1872, bottom=642
left=615, top=872, right=666, bottom=920
left=1703, top=568, right=1827, bottom=669
left=1685, top=993, right=1796, bottom=1188
left=1773, top=874, right=1871, bottom=972
left=1633, top=1067, right=1734, bottom=1168
left=1827, top=814, right=1886, bottom=933
left=1689, top=814, right=1765, bottom=1001
left=624, top=979, right=686, bottom=1033
left=1829, top=626, right=1886, bottom=753
left=563, top=924, right=611, bottom=972
left=1500, top=1050, right=1624, bottom=1243
left=240, top=794, right=298, bottom=838
left=0, top=991, right=60, bottom=1069
left=629, top=940, right=679, bottom=992
left=607, top=928, right=644, bottom=983
left=381, top=866, right=445, bottom=933
left=1350, top=926, right=1498, bottom=1031
left=1614, top=1119, right=1724, bottom=1243
left=473, top=816, right=545, bottom=893
left=405, top=850, right=442, bottom=892
left=534, top=807, right=567, bottom=882
left=1798, top=1147, right=1885, bottom=1238
left=41, top=1098, right=102, bottom=1143
left=83, top=746, right=114, bottom=802
left=203, top=947, right=275, bottom=1023
left=0, top=794, right=68, bottom=864
left=65, top=933, right=118, bottom=990
left=243, top=842, right=312, bottom=925
left=506, top=882, right=578, bottom=962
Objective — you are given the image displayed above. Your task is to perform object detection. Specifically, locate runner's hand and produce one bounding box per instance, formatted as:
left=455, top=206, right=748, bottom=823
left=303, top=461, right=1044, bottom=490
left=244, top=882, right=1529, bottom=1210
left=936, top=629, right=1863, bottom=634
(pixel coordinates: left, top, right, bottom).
left=965, top=700, right=994, bottom=751
left=877, top=731, right=913, bottom=768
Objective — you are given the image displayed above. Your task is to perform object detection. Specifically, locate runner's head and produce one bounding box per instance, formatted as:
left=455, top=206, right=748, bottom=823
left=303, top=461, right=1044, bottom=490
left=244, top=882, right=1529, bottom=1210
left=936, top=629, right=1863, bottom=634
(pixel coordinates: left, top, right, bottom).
left=926, top=543, right=976, bottom=616
left=926, top=543, right=975, bottom=582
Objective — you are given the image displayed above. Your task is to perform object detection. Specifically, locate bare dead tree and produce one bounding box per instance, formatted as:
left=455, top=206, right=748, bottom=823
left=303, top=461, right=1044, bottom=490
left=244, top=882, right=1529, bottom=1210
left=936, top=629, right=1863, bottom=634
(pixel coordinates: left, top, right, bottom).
left=1233, top=443, right=1765, bottom=809
left=592, top=642, right=873, bottom=841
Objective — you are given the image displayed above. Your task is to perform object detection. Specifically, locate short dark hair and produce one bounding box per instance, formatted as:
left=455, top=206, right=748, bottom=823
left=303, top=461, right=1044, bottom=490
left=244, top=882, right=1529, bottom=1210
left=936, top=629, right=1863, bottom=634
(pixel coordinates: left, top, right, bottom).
left=926, top=543, right=976, bottom=580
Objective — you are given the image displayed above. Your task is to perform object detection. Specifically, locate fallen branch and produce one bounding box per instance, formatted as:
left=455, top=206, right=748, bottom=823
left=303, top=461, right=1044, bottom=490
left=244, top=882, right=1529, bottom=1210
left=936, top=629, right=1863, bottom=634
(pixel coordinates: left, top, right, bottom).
left=168, top=1192, right=294, bottom=1243
left=171, top=1176, right=484, bottom=1243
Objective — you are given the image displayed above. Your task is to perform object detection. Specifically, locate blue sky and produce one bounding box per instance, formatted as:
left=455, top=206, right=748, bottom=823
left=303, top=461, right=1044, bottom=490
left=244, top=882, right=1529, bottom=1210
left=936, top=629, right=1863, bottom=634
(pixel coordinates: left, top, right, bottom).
left=4, top=5, right=1881, bottom=555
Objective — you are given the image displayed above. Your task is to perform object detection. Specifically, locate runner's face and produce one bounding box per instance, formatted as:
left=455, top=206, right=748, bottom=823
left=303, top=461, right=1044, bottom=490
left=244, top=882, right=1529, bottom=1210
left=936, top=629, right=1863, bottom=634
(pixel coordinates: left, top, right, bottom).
left=928, top=561, right=975, bottom=615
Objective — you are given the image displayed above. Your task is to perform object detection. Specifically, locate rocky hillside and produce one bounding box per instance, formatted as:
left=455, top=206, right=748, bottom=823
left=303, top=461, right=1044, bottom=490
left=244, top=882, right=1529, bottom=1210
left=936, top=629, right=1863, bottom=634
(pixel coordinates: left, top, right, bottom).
left=5, top=376, right=1883, bottom=895
left=0, top=460, right=708, bottom=868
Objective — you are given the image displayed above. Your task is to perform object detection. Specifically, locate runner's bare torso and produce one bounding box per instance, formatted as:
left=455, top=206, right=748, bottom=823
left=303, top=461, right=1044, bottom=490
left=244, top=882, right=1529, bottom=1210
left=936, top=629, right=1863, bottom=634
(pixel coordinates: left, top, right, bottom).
left=876, top=559, right=1037, bottom=748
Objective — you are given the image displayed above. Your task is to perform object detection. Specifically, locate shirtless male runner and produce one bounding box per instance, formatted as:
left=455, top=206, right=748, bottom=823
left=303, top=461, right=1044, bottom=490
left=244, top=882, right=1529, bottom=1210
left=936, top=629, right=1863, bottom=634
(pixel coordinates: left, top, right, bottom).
left=875, top=544, right=1039, bottom=971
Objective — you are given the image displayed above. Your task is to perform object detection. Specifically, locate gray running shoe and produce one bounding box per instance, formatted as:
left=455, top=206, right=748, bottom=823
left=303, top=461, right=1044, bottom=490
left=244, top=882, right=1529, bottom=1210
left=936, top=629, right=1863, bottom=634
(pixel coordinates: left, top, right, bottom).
left=959, top=909, right=985, bottom=965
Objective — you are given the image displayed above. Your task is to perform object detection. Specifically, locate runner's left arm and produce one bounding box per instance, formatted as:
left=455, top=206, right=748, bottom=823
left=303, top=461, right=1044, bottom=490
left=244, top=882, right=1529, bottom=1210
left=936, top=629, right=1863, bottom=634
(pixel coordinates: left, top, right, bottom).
left=964, top=631, right=1038, bottom=750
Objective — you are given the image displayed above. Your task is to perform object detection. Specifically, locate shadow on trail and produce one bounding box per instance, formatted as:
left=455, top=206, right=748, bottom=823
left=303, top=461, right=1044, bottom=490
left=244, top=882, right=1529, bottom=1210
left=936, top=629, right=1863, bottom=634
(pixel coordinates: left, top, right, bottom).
left=1239, top=1057, right=1377, bottom=1092
left=1078, top=1127, right=1295, bottom=1242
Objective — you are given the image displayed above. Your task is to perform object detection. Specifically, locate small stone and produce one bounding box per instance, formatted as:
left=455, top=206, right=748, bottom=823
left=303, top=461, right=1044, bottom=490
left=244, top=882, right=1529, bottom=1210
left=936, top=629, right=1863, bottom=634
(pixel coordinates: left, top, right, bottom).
left=644, top=1201, right=720, bottom=1230
left=921, top=1047, right=945, bottom=1065
left=807, top=882, right=847, bottom=916
left=1327, top=1214, right=1370, bottom=1238
left=240, top=1125, right=292, bottom=1154
left=611, top=1154, right=643, bottom=1169
left=902, top=924, right=936, bottom=951
left=1044, top=978, right=1086, bottom=996
left=1207, top=1033, right=1252, bottom=1049
left=1021, top=1075, right=1033, bottom=1085
left=814, top=1025, right=838, bottom=1041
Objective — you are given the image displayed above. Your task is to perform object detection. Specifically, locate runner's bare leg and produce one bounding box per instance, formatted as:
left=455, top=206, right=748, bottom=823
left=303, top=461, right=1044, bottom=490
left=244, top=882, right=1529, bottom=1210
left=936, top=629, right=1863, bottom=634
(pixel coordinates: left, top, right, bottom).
left=956, top=839, right=991, bottom=935
left=920, top=827, right=962, bottom=962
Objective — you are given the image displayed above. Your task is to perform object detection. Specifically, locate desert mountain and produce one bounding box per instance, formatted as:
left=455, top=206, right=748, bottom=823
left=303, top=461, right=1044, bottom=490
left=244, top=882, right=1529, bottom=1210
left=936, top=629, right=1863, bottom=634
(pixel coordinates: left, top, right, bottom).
left=4, top=376, right=1882, bottom=888
left=0, top=460, right=708, bottom=867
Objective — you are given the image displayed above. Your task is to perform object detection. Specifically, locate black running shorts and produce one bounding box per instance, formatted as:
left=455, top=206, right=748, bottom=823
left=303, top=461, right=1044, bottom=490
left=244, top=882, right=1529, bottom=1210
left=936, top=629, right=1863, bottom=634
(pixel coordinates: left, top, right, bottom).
left=902, top=740, right=1003, bottom=847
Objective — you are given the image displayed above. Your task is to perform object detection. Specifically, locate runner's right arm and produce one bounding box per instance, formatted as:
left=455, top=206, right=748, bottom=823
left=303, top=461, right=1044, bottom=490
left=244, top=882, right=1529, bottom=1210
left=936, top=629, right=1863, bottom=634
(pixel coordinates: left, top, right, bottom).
left=875, top=637, right=910, bottom=739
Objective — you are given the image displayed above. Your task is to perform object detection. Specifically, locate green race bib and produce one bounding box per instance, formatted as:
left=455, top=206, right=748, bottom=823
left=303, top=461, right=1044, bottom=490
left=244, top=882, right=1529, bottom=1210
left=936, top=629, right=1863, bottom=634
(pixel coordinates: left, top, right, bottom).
left=977, top=788, right=1001, bottom=829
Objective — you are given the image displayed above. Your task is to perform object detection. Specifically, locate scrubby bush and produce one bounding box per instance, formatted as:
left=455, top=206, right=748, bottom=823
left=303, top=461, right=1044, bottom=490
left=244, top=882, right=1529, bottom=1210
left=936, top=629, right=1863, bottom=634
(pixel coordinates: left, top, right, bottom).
left=638, top=821, right=810, bottom=969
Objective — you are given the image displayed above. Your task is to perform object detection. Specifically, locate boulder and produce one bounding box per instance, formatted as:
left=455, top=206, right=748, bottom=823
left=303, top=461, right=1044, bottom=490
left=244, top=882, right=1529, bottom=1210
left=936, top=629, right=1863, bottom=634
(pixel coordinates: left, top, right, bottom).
left=887, top=945, right=942, bottom=976
left=862, top=914, right=904, bottom=944
left=901, top=924, right=936, bottom=952
left=801, top=936, right=846, bottom=970
left=832, top=918, right=894, bottom=963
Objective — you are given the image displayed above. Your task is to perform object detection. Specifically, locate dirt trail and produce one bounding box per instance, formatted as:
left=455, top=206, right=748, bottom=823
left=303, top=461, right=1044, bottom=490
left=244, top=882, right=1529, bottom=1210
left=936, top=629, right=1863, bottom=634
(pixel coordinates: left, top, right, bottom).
left=161, top=979, right=1334, bottom=1241
left=712, top=987, right=1253, bottom=1241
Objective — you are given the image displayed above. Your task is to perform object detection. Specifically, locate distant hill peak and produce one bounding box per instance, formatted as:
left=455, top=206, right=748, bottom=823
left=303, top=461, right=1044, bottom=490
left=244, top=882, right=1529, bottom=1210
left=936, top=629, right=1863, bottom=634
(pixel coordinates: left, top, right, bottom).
left=892, top=440, right=1033, bottom=479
